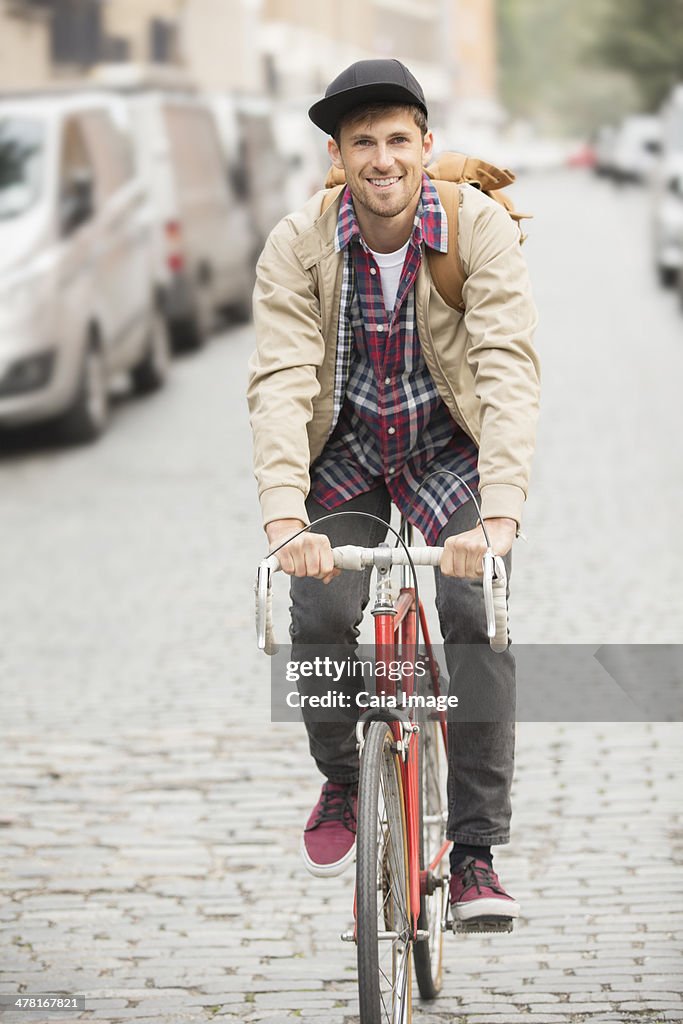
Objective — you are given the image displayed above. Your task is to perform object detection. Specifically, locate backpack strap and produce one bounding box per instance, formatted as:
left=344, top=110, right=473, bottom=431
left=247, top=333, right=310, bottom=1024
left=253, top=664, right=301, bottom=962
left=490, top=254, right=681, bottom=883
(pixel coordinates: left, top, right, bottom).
left=427, top=180, right=466, bottom=312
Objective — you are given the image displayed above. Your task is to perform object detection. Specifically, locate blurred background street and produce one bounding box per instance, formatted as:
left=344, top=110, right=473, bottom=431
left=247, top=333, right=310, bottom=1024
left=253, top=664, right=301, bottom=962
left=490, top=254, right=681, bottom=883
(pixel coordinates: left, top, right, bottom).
left=1, top=1, right=683, bottom=1022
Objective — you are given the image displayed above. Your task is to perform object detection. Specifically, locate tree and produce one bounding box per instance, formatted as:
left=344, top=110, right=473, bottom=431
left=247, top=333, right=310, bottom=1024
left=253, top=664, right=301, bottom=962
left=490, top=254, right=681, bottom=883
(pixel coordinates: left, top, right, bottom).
left=593, top=0, right=683, bottom=110
left=496, top=0, right=637, bottom=135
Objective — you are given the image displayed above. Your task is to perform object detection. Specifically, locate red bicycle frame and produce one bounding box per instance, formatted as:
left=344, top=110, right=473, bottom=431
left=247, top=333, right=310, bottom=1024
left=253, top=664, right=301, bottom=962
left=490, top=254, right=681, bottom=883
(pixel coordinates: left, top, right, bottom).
left=362, top=563, right=451, bottom=939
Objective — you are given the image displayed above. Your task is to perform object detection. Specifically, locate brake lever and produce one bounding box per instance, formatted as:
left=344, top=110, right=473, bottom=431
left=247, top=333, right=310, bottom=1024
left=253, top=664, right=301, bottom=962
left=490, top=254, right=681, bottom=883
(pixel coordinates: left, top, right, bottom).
left=256, top=563, right=270, bottom=650
left=482, top=548, right=496, bottom=640
left=256, top=554, right=279, bottom=651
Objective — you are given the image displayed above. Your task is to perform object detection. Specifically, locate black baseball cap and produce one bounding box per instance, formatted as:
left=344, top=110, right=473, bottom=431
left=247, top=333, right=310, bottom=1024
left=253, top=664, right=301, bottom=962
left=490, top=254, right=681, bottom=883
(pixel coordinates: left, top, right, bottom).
left=308, top=58, right=428, bottom=136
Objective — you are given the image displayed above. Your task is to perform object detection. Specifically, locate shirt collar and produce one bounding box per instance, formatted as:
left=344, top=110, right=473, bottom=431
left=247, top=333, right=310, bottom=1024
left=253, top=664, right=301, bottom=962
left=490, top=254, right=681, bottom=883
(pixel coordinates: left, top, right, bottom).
left=334, top=173, right=448, bottom=255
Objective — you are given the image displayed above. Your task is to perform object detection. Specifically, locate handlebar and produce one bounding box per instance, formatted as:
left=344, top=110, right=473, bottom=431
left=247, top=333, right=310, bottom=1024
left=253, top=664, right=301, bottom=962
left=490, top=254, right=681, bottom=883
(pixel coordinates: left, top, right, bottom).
left=255, top=544, right=508, bottom=656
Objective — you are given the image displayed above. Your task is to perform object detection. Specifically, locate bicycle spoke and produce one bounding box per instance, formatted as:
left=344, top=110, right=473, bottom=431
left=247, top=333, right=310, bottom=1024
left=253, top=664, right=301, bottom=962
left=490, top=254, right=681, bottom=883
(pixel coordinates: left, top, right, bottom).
left=382, top=831, right=409, bottom=921
left=394, top=944, right=410, bottom=1023
left=378, top=964, right=392, bottom=988
left=377, top=783, right=408, bottom=910
left=378, top=981, right=391, bottom=1022
left=377, top=781, right=409, bottom=928
left=378, top=852, right=409, bottom=941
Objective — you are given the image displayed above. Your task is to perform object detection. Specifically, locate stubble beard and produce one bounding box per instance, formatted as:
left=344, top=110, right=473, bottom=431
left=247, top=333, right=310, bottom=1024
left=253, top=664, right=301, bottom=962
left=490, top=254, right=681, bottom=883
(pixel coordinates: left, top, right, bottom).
left=353, top=173, right=421, bottom=219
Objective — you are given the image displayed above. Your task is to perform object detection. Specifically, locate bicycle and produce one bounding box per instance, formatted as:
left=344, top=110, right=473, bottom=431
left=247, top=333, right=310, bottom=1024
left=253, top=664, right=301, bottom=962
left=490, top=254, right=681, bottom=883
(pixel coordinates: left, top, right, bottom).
left=256, top=511, right=510, bottom=1023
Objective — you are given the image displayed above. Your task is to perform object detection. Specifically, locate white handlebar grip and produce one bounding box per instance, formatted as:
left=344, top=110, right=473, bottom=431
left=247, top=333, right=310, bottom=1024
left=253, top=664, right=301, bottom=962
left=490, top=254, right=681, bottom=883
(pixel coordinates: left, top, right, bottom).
left=403, top=546, right=443, bottom=567
left=333, top=545, right=366, bottom=571
left=490, top=555, right=508, bottom=654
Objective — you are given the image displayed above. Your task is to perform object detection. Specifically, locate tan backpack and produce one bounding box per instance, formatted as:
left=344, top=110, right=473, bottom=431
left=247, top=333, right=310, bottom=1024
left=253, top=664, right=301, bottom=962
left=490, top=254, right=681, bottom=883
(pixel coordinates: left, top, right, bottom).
left=320, top=152, right=531, bottom=313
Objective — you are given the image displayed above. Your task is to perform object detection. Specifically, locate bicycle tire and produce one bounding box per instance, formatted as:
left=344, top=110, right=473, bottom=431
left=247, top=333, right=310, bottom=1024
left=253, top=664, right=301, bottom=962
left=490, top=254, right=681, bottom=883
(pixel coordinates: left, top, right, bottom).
left=356, top=721, right=413, bottom=1024
left=413, top=714, right=449, bottom=999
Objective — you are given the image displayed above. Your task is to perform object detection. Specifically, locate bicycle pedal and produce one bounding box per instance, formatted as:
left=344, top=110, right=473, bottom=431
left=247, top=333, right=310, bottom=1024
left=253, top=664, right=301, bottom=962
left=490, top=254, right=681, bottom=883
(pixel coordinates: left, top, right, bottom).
left=453, top=916, right=514, bottom=935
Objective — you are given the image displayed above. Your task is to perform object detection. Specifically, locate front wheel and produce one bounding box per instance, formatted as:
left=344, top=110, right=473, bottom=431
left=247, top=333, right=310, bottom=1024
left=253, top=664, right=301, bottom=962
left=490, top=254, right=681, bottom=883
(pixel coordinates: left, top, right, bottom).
left=657, top=264, right=678, bottom=288
left=356, top=721, right=412, bottom=1024
left=57, top=336, right=109, bottom=444
left=169, top=311, right=205, bottom=352
left=131, top=307, right=171, bottom=394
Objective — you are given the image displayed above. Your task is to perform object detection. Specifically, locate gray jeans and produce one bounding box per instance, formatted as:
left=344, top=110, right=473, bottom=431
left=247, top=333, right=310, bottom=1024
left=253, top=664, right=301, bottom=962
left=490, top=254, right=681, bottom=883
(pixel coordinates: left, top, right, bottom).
left=289, top=486, right=515, bottom=845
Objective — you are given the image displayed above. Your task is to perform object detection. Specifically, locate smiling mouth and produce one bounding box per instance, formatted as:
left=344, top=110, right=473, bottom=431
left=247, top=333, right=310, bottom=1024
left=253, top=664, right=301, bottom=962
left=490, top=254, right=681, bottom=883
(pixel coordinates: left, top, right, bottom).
left=367, top=176, right=401, bottom=189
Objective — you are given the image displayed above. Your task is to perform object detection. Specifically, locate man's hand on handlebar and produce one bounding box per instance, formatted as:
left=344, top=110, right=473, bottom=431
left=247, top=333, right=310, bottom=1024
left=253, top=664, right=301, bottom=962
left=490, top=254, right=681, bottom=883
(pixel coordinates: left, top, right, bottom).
left=440, top=517, right=516, bottom=579
left=256, top=522, right=511, bottom=653
left=265, top=518, right=342, bottom=585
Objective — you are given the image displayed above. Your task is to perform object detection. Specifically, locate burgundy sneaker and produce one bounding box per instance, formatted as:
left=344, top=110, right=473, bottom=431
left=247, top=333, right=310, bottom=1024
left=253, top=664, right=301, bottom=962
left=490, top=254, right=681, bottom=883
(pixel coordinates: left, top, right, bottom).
left=301, top=781, right=357, bottom=877
left=449, top=857, right=519, bottom=930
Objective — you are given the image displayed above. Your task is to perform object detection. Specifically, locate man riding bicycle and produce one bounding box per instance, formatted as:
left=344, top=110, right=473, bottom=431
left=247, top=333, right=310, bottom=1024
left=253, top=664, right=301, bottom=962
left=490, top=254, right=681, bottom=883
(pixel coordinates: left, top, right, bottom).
left=247, top=59, right=540, bottom=927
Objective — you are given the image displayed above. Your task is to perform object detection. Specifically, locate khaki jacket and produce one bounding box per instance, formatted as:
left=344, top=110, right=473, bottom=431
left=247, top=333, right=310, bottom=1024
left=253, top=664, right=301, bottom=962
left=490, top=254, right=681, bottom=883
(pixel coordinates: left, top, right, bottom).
left=247, top=184, right=540, bottom=530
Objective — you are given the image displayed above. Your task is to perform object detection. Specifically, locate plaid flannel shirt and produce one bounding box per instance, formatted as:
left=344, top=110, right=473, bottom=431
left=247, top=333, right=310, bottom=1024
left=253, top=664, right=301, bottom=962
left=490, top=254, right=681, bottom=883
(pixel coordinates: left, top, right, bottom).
left=310, top=174, right=479, bottom=544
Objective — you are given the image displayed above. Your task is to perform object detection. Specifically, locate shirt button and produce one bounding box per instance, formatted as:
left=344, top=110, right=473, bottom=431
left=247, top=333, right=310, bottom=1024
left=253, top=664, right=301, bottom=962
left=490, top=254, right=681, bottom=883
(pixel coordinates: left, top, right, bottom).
left=376, top=324, right=384, bottom=332
left=388, top=468, right=395, bottom=475
left=388, top=426, right=396, bottom=435
left=370, top=267, right=377, bottom=275
left=384, top=377, right=391, bottom=385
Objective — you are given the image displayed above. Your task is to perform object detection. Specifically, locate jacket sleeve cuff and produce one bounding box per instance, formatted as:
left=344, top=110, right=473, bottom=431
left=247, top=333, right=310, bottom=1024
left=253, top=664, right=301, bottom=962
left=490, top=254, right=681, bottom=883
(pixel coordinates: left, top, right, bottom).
left=479, top=483, right=526, bottom=530
left=260, top=485, right=310, bottom=530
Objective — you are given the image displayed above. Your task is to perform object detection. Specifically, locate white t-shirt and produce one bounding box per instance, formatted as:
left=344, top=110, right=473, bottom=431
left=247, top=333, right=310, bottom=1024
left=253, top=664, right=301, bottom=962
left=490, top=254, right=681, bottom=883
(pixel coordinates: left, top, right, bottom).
left=367, top=241, right=410, bottom=313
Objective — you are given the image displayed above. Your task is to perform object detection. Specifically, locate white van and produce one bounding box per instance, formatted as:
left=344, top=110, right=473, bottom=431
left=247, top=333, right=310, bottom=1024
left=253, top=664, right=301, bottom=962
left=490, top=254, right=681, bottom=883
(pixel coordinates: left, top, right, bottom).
left=208, top=94, right=288, bottom=255
left=0, top=92, right=169, bottom=442
left=611, top=114, right=661, bottom=183
left=651, top=85, right=683, bottom=286
left=209, top=93, right=332, bottom=252
left=93, top=66, right=256, bottom=348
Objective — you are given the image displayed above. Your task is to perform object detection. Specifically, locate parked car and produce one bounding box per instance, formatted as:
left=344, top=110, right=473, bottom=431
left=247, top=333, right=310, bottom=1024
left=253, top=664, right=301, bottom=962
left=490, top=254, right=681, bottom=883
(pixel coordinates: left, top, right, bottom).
left=209, top=93, right=331, bottom=251
left=93, top=65, right=256, bottom=347
left=651, top=154, right=683, bottom=287
left=209, top=93, right=288, bottom=255
left=270, top=96, right=334, bottom=208
left=611, top=115, right=661, bottom=184
left=0, top=92, right=169, bottom=442
left=652, top=85, right=683, bottom=286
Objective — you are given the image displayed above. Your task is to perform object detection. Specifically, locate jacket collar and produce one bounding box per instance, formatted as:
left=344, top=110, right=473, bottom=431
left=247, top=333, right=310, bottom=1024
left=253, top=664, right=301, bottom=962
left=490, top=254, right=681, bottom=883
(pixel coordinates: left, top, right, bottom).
left=290, top=190, right=342, bottom=270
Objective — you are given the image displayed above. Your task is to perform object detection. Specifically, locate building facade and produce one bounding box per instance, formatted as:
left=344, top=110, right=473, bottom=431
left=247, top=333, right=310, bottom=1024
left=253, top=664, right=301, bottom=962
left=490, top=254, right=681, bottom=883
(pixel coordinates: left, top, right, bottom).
left=1, top=0, right=498, bottom=126
left=0, top=0, right=183, bottom=91
left=0, top=1, right=52, bottom=89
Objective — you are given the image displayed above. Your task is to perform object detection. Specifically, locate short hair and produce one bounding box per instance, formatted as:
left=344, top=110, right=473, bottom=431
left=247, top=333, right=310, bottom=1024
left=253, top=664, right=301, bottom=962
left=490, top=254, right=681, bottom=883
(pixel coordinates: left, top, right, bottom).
left=332, top=102, right=428, bottom=145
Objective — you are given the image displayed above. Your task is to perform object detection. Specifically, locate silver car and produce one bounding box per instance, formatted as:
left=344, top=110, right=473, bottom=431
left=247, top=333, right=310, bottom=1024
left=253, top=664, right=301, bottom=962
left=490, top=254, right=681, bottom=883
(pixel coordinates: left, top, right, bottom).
left=651, top=85, right=683, bottom=287
left=651, top=153, right=683, bottom=287
left=0, top=92, right=170, bottom=442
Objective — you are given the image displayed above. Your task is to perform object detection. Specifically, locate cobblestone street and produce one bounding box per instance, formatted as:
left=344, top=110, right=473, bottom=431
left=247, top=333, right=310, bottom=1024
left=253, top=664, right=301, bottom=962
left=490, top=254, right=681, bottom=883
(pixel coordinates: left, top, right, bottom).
left=1, top=170, right=682, bottom=1023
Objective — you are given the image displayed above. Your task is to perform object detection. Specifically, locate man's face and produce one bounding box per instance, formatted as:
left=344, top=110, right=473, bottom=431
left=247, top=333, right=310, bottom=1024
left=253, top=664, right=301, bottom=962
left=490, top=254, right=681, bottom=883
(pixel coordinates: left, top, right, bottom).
left=328, top=108, right=433, bottom=220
